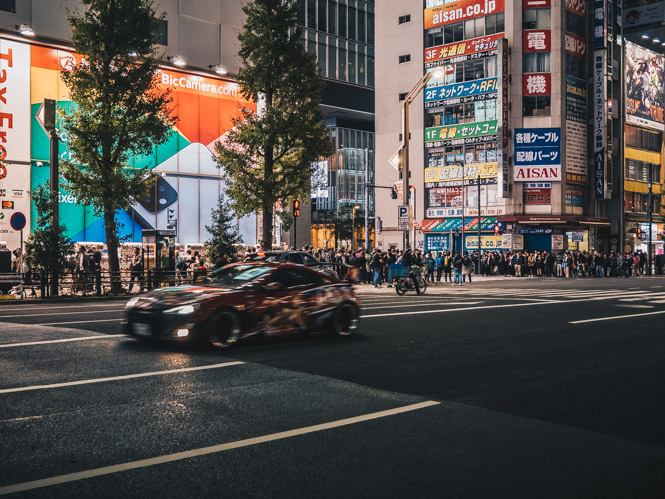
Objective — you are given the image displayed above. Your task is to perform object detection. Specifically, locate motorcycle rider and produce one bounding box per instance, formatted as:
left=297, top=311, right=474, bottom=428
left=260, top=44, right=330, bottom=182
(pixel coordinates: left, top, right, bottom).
left=400, top=248, right=421, bottom=294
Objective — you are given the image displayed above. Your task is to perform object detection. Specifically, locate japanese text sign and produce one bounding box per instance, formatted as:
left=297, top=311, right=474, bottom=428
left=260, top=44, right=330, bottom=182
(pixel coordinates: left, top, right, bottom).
left=523, top=30, right=551, bottom=52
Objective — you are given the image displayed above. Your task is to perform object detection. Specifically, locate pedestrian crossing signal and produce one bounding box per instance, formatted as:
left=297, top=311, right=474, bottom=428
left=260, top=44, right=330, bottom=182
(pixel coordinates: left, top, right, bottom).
left=494, top=224, right=501, bottom=235
left=293, top=200, right=300, bottom=217
left=636, top=227, right=642, bottom=239
left=1, top=201, right=14, bottom=209
left=391, top=188, right=398, bottom=199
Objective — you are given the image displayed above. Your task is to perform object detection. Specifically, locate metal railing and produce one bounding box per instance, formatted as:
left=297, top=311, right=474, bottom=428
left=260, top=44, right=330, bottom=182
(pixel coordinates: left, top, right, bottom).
left=0, top=269, right=205, bottom=299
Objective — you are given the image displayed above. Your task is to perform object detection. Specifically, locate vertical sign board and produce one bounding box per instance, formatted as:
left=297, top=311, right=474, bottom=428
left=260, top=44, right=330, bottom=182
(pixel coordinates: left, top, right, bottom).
left=497, top=38, right=510, bottom=198
left=593, top=0, right=607, bottom=199
left=0, top=40, right=31, bottom=251
left=513, top=128, right=562, bottom=182
left=398, top=206, right=409, bottom=231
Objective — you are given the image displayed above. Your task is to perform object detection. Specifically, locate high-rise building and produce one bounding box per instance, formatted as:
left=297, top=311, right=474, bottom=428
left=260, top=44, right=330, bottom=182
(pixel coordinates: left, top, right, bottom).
left=296, top=0, right=376, bottom=250
left=375, top=0, right=664, bottom=258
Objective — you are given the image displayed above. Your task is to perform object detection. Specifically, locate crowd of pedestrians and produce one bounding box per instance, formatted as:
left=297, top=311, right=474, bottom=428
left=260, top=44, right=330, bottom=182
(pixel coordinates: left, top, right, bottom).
left=293, top=245, right=655, bottom=287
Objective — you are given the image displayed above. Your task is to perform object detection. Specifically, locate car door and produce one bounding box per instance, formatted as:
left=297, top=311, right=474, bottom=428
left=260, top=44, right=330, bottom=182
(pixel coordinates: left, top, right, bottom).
left=255, top=268, right=321, bottom=335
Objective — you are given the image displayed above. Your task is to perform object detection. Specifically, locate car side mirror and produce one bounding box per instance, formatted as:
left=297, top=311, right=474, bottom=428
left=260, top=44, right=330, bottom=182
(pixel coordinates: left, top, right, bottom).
left=264, top=281, right=284, bottom=293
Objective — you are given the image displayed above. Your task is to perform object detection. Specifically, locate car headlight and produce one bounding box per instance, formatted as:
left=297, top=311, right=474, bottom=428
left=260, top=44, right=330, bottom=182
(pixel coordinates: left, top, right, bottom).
left=164, top=304, right=199, bottom=315
left=125, top=297, right=140, bottom=309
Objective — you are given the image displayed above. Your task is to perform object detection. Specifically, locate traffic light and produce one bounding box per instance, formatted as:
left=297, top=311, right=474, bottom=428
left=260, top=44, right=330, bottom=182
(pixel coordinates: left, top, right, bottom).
left=293, top=199, right=300, bottom=217
left=494, top=222, right=503, bottom=235
left=376, top=217, right=383, bottom=233
left=1, top=201, right=14, bottom=209
left=390, top=188, right=398, bottom=199
left=636, top=227, right=642, bottom=239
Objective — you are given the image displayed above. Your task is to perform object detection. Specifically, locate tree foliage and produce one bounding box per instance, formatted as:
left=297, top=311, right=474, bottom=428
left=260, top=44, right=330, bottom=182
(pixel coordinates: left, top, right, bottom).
left=60, top=0, right=176, bottom=289
left=205, top=194, right=243, bottom=265
left=215, top=0, right=334, bottom=249
left=24, top=185, right=74, bottom=278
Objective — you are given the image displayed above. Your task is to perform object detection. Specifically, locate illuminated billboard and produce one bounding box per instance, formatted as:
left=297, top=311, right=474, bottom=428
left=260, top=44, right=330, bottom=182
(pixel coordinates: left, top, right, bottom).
left=625, top=41, right=665, bottom=132
left=23, top=41, right=256, bottom=246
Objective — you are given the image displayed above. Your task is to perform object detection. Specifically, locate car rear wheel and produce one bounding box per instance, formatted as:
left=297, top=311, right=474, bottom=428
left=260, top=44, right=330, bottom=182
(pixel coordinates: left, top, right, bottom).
left=330, top=302, right=359, bottom=336
left=207, top=309, right=242, bottom=348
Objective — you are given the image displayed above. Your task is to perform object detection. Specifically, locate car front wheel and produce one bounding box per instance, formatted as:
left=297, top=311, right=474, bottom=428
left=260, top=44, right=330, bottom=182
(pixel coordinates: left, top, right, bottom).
left=207, top=309, right=242, bottom=348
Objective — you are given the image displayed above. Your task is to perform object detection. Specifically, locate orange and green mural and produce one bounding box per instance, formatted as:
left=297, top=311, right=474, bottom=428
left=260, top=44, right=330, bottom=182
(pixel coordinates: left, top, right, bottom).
left=27, top=41, right=256, bottom=244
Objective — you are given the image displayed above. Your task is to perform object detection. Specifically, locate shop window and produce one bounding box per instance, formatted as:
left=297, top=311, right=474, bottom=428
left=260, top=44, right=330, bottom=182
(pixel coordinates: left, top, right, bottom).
left=156, top=19, right=168, bottom=46
left=565, top=53, right=586, bottom=79
left=523, top=96, right=551, bottom=116
left=426, top=28, right=444, bottom=48
left=565, top=10, right=586, bottom=36
left=523, top=8, right=551, bottom=30
left=0, top=0, right=15, bottom=12
left=524, top=52, right=550, bottom=73
left=318, top=0, right=327, bottom=31
left=328, top=1, right=337, bottom=35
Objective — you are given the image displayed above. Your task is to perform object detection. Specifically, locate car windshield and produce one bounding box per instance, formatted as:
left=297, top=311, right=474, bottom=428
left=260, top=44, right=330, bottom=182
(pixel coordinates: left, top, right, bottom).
left=202, top=265, right=272, bottom=288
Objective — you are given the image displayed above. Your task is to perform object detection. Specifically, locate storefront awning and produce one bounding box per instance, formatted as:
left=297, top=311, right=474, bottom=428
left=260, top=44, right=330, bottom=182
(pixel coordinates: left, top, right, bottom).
left=421, top=217, right=497, bottom=232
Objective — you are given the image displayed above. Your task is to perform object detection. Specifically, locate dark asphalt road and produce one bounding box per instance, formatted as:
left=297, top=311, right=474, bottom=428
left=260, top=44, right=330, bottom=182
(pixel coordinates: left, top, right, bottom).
left=1, top=277, right=665, bottom=498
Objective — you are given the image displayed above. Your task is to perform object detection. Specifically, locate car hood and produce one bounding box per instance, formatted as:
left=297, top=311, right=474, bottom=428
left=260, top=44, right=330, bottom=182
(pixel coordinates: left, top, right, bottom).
left=135, top=285, right=238, bottom=308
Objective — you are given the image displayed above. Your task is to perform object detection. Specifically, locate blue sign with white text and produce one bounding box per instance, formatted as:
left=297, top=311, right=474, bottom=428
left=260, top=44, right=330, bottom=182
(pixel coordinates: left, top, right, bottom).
left=424, top=77, right=498, bottom=103
left=514, top=128, right=561, bottom=166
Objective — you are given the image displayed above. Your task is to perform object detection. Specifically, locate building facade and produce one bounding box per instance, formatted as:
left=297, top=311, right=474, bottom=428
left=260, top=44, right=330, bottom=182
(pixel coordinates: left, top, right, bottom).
left=375, top=0, right=664, bottom=258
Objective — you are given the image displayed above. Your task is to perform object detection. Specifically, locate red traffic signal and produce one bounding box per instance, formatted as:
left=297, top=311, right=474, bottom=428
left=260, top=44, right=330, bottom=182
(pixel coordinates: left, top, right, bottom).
left=636, top=227, right=642, bottom=239
left=293, top=200, right=301, bottom=217
left=494, top=224, right=501, bottom=235
left=1, top=201, right=14, bottom=209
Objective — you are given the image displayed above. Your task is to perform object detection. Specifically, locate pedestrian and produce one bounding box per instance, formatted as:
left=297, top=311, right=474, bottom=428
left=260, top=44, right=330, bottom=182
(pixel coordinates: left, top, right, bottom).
left=452, top=252, right=463, bottom=286
left=443, top=252, right=452, bottom=282
left=462, top=251, right=472, bottom=283
left=435, top=252, right=443, bottom=282
left=425, top=252, right=435, bottom=283
left=371, top=249, right=383, bottom=288
left=128, top=247, right=144, bottom=293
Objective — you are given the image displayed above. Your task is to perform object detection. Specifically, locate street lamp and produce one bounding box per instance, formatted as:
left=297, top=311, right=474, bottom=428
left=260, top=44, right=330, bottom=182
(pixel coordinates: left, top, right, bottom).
left=352, top=205, right=360, bottom=252
left=401, top=69, right=443, bottom=250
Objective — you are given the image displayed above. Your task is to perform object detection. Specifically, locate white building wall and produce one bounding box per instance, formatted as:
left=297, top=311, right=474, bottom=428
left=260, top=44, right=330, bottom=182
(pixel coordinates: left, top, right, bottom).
left=375, top=1, right=425, bottom=250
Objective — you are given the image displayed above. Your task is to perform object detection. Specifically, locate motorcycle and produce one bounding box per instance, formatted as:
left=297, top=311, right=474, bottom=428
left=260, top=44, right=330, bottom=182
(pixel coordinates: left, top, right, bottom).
left=393, top=265, right=427, bottom=295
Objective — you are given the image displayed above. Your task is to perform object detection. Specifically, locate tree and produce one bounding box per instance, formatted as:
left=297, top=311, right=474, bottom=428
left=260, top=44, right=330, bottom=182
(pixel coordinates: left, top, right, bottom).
left=24, top=185, right=75, bottom=296
left=205, top=194, right=243, bottom=265
left=60, top=0, right=176, bottom=292
left=215, top=0, right=334, bottom=250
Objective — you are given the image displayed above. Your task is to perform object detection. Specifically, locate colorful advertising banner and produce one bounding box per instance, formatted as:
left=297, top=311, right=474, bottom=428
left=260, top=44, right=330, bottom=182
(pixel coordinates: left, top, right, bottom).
left=565, top=75, right=587, bottom=122
left=27, top=42, right=256, bottom=244
left=523, top=30, right=551, bottom=52
left=565, top=32, right=586, bottom=58
left=425, top=162, right=498, bottom=187
left=523, top=73, right=551, bottom=96
left=514, top=128, right=561, bottom=182
left=593, top=50, right=607, bottom=198
left=464, top=234, right=503, bottom=250
left=424, top=0, right=505, bottom=29
left=425, top=120, right=498, bottom=143
left=424, top=34, right=501, bottom=67
left=565, top=76, right=587, bottom=177
left=565, top=0, right=586, bottom=16
left=422, top=217, right=497, bottom=232
left=424, top=77, right=498, bottom=105
left=425, top=233, right=450, bottom=252
left=625, top=41, right=665, bottom=132
left=624, top=0, right=665, bottom=27
left=0, top=39, right=31, bottom=251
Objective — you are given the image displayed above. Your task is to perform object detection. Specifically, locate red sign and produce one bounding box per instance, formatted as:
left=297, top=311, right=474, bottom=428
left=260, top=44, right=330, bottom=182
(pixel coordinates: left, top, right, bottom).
left=523, top=73, right=551, bottom=95
left=565, top=32, right=587, bottom=58
left=524, top=0, right=551, bottom=6
left=523, top=30, right=551, bottom=52
left=565, top=0, right=586, bottom=16
left=501, top=39, right=509, bottom=148
left=425, top=0, right=505, bottom=29
left=420, top=219, right=444, bottom=232
left=424, top=34, right=502, bottom=64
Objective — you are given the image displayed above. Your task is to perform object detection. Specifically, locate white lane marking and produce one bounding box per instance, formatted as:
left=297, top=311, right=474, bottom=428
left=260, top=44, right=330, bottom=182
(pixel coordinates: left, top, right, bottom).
left=615, top=304, right=654, bottom=309
left=361, top=300, right=563, bottom=319
left=0, top=303, right=126, bottom=312
left=0, top=309, right=125, bottom=318
left=362, top=301, right=483, bottom=310
left=0, top=361, right=244, bottom=394
left=649, top=299, right=665, bottom=304
left=40, top=319, right=121, bottom=326
left=569, top=310, right=665, bottom=324
left=0, top=335, right=127, bottom=349
left=0, top=400, right=440, bottom=495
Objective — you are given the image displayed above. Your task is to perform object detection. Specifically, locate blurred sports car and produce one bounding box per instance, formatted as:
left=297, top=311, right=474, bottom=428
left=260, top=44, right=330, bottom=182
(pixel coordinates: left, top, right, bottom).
left=123, top=262, right=360, bottom=348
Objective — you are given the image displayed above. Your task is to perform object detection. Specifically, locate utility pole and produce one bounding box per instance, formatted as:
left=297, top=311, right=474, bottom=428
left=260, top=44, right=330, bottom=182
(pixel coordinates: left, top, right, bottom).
left=365, top=148, right=370, bottom=250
